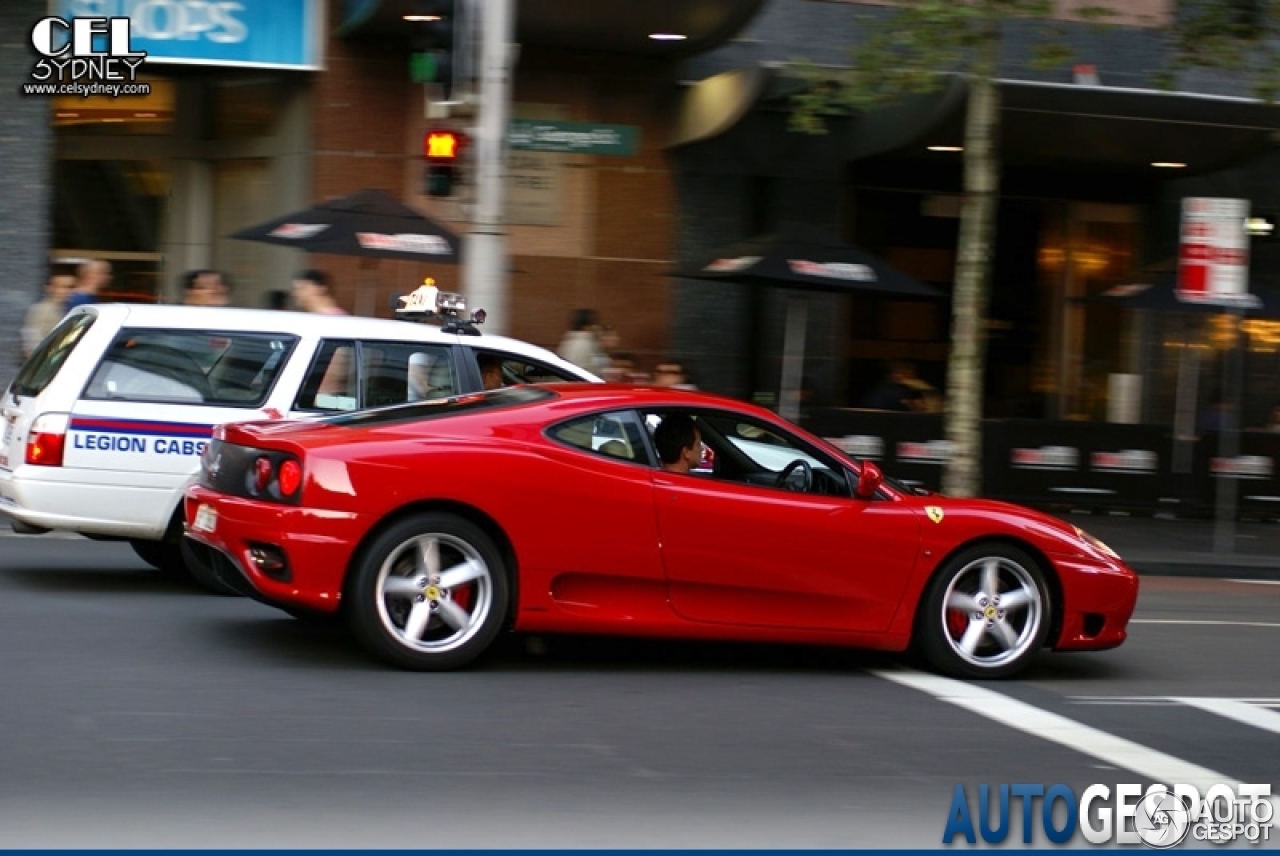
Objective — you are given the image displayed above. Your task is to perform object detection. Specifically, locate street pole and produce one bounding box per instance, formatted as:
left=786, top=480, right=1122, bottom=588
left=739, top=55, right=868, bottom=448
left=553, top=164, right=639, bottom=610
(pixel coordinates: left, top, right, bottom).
left=463, top=0, right=514, bottom=333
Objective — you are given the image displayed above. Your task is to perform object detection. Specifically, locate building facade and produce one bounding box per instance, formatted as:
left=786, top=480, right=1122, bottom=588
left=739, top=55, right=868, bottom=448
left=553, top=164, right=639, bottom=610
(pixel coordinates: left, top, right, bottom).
left=6, top=0, right=1280, bottom=434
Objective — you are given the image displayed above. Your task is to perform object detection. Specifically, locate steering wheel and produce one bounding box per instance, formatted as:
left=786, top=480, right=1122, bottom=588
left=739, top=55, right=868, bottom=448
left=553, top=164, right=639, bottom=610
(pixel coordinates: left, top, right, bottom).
left=775, top=459, right=813, bottom=492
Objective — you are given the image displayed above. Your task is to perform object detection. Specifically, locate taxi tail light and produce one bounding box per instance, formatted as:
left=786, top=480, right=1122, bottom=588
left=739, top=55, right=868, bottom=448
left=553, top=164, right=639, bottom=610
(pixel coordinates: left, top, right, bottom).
left=278, top=459, right=302, bottom=497
left=25, top=413, right=70, bottom=467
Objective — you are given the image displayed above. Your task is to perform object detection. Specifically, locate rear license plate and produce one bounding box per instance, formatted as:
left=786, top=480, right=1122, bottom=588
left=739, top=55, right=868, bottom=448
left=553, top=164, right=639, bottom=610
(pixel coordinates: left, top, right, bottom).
left=1, top=417, right=13, bottom=447
left=193, top=504, right=217, bottom=533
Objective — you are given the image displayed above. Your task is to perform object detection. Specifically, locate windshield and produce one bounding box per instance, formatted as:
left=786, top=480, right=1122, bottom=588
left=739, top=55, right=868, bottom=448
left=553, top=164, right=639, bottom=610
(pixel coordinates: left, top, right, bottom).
left=9, top=312, right=95, bottom=398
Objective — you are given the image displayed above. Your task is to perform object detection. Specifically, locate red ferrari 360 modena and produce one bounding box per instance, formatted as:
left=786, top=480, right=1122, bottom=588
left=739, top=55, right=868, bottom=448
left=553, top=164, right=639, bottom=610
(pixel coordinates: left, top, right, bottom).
left=183, top=384, right=1137, bottom=678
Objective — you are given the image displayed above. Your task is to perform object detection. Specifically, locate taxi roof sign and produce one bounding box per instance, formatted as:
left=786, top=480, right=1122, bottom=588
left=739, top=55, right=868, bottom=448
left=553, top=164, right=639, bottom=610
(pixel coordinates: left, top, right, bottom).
left=396, top=279, right=485, bottom=335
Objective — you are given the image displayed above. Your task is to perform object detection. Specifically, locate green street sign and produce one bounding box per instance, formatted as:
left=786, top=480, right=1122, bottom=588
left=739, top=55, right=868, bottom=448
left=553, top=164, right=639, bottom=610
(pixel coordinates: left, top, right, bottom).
left=509, top=119, right=638, bottom=156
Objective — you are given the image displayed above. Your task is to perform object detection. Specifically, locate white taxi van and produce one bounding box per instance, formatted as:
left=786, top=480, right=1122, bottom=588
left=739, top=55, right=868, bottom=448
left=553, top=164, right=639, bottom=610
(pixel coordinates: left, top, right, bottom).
left=1, top=293, right=596, bottom=589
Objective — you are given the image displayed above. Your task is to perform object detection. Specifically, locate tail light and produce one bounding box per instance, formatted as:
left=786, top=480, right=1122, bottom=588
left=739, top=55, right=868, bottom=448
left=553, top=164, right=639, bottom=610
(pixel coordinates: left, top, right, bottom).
left=25, top=413, right=70, bottom=467
left=278, top=459, right=302, bottom=497
left=240, top=451, right=303, bottom=503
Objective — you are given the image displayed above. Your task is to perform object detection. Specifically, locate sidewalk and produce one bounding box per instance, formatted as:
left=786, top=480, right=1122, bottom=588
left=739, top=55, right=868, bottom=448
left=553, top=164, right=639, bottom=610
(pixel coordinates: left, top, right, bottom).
left=1053, top=510, right=1280, bottom=580
left=4, top=510, right=1279, bottom=579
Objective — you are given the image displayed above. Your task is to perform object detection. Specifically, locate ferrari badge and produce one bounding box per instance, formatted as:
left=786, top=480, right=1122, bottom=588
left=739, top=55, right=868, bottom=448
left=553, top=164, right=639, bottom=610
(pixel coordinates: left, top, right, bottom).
left=926, top=505, right=944, bottom=524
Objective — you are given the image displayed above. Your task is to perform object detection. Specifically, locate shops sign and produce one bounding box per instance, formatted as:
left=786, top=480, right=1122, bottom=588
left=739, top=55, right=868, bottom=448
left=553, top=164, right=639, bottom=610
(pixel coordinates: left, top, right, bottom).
left=509, top=120, right=638, bottom=156
left=1177, top=197, right=1254, bottom=307
left=49, top=0, right=323, bottom=70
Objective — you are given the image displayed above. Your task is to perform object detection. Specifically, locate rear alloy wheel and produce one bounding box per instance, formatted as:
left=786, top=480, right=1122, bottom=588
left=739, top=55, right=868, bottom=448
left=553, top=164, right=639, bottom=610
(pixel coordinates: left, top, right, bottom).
left=348, top=513, right=508, bottom=671
left=919, top=544, right=1050, bottom=679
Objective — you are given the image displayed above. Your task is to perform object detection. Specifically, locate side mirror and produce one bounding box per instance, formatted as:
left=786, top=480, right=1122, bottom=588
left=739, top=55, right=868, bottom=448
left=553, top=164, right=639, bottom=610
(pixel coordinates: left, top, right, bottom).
left=855, top=460, right=883, bottom=500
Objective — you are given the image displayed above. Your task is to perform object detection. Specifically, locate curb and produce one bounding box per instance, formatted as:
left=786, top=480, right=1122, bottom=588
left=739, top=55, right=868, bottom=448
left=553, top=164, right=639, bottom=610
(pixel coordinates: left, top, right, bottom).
left=1124, top=557, right=1280, bottom=581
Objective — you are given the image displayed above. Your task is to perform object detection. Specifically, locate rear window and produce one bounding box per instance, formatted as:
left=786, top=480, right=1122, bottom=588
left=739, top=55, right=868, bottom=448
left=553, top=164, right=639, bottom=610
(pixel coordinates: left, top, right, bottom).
left=321, top=386, right=555, bottom=429
left=9, top=312, right=96, bottom=398
left=81, top=329, right=297, bottom=407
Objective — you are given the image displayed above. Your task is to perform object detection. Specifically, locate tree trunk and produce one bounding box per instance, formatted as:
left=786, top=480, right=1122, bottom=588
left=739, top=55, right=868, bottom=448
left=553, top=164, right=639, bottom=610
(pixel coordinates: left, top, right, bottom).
left=942, top=72, right=1000, bottom=497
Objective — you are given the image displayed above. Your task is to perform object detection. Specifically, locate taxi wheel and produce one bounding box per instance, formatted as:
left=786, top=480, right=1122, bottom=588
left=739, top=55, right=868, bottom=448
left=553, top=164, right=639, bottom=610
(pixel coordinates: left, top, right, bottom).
left=347, top=513, right=509, bottom=671
left=129, top=539, right=177, bottom=572
left=917, top=543, right=1050, bottom=680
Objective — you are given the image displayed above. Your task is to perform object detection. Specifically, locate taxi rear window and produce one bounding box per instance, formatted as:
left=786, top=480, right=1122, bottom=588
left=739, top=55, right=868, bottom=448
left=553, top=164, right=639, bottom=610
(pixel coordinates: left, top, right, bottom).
left=82, top=329, right=298, bottom=407
left=9, top=312, right=96, bottom=398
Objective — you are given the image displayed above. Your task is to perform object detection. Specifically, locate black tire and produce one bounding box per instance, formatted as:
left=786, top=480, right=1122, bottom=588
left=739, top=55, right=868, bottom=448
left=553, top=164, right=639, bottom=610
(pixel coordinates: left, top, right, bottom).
left=347, top=513, right=509, bottom=671
left=139, top=504, right=240, bottom=596
left=917, top=543, right=1051, bottom=680
left=179, top=536, right=244, bottom=597
left=129, top=538, right=178, bottom=572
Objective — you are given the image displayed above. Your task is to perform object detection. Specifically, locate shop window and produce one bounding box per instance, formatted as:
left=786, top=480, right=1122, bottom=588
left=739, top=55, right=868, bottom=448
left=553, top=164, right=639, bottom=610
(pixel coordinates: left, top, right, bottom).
left=53, top=159, right=169, bottom=255
left=53, top=77, right=174, bottom=136
left=210, top=77, right=286, bottom=140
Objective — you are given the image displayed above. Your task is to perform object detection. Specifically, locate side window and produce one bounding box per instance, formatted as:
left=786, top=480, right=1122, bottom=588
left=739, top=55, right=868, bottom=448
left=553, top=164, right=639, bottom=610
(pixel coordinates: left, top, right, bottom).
left=363, top=342, right=455, bottom=407
left=645, top=408, right=850, bottom=496
left=296, top=339, right=357, bottom=412
left=477, top=351, right=586, bottom=386
left=82, top=329, right=296, bottom=407
left=548, top=411, right=651, bottom=464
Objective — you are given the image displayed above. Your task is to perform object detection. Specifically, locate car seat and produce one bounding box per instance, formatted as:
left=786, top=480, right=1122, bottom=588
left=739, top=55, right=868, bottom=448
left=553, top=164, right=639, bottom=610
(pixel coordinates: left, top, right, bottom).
left=598, top=439, right=632, bottom=460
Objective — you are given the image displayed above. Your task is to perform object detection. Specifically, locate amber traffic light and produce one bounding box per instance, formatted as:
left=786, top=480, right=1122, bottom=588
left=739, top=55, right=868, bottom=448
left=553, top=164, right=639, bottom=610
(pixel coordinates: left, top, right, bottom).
left=424, top=129, right=463, bottom=197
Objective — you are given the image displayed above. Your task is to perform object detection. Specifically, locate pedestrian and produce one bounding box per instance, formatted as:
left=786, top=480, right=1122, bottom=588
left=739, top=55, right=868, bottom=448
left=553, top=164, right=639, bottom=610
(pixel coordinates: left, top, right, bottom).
left=1266, top=402, right=1280, bottom=433
left=557, top=308, right=610, bottom=374
left=21, top=272, right=75, bottom=358
left=65, top=259, right=112, bottom=310
left=1197, top=396, right=1233, bottom=434
left=604, top=352, right=645, bottom=383
left=653, top=360, right=697, bottom=390
left=181, top=269, right=231, bottom=306
left=862, top=360, right=919, bottom=412
left=291, top=269, right=347, bottom=314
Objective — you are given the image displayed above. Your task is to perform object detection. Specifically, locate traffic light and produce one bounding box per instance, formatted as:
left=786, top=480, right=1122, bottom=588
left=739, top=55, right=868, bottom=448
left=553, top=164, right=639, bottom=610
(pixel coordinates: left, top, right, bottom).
left=424, top=128, right=463, bottom=197
left=407, top=0, right=456, bottom=97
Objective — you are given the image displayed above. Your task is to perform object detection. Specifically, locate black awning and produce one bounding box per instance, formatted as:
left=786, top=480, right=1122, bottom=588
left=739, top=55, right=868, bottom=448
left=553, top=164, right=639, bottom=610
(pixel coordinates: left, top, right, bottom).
left=673, top=224, right=943, bottom=298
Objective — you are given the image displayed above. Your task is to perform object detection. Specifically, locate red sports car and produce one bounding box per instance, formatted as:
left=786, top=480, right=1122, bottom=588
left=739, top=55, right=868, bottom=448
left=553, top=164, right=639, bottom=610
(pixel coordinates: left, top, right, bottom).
left=183, top=385, right=1137, bottom=678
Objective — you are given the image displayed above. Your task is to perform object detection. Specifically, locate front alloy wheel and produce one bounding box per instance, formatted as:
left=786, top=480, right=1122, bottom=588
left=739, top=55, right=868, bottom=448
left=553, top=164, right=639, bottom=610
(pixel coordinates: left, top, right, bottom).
left=348, top=513, right=509, bottom=671
left=919, top=544, right=1050, bottom=679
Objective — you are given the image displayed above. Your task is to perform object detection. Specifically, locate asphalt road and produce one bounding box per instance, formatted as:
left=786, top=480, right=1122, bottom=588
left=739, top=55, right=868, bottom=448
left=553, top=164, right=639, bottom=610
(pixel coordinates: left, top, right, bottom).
left=0, top=533, right=1277, bottom=848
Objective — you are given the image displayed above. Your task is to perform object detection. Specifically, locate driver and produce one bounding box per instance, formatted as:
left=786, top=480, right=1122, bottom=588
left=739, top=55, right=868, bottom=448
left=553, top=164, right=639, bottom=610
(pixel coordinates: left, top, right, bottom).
left=654, top=413, right=701, bottom=475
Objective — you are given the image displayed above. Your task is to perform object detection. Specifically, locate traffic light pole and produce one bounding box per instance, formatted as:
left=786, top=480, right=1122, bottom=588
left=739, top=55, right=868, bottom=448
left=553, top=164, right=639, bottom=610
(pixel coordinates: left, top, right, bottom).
left=463, top=0, right=514, bottom=333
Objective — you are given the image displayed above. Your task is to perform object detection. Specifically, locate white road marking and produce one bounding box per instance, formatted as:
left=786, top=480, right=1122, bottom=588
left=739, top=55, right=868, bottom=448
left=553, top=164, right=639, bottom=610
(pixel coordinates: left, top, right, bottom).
left=1071, top=700, right=1177, bottom=706
left=1131, top=619, right=1280, bottom=629
left=875, top=670, right=1236, bottom=792
left=1168, top=698, right=1280, bottom=737
left=1227, top=579, right=1280, bottom=586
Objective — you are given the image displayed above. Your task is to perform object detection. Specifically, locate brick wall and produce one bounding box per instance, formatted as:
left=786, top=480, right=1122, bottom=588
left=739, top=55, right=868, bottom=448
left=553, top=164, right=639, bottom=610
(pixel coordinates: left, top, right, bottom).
left=316, top=30, right=685, bottom=369
left=0, top=0, right=53, bottom=386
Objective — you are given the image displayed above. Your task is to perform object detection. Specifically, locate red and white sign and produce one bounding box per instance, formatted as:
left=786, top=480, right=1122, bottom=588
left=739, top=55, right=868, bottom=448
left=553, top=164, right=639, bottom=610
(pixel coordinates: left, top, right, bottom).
left=1178, top=197, right=1250, bottom=304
